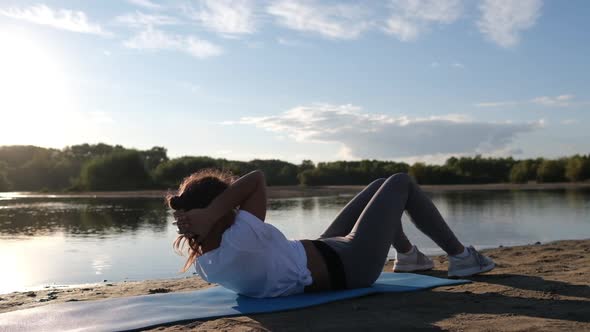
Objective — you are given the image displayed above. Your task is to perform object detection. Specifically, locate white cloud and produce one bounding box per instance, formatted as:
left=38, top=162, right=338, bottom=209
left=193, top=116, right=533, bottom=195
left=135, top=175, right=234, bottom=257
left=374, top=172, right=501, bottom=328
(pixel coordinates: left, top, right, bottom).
left=267, top=0, right=371, bottom=40
left=234, top=103, right=537, bottom=159
left=531, top=94, right=574, bottom=107
left=384, top=16, right=419, bottom=41
left=124, top=28, right=177, bottom=50
left=384, top=0, right=463, bottom=41
left=115, top=11, right=180, bottom=28
left=191, top=0, right=257, bottom=37
left=476, top=94, right=578, bottom=108
left=127, top=0, right=163, bottom=10
left=184, top=37, right=222, bottom=58
left=478, top=0, right=542, bottom=47
left=391, top=0, right=463, bottom=23
left=123, top=27, right=222, bottom=58
left=475, top=101, right=521, bottom=108
left=0, top=4, right=109, bottom=36
left=430, top=61, right=467, bottom=69
left=561, top=119, right=578, bottom=125
left=277, top=37, right=307, bottom=47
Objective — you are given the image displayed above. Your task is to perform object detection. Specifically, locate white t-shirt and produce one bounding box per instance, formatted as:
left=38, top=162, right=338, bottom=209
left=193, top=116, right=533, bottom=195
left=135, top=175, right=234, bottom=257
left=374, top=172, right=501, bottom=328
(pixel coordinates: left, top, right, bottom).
left=194, top=210, right=313, bottom=298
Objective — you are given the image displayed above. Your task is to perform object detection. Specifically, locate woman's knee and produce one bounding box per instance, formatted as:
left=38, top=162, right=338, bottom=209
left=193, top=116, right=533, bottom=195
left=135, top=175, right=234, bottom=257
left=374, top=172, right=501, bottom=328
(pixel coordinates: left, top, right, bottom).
left=369, top=178, right=387, bottom=187
left=386, top=172, right=411, bottom=185
left=378, top=173, right=411, bottom=195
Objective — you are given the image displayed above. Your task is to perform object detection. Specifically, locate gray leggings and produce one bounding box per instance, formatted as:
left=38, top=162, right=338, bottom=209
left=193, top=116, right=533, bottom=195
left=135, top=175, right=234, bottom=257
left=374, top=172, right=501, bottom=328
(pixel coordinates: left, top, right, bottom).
left=318, top=173, right=463, bottom=288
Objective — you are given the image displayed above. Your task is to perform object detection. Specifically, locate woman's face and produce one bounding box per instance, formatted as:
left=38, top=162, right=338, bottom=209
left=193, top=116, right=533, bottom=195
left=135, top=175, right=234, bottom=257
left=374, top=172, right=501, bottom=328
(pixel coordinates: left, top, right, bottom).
left=175, top=210, right=235, bottom=243
left=175, top=218, right=210, bottom=243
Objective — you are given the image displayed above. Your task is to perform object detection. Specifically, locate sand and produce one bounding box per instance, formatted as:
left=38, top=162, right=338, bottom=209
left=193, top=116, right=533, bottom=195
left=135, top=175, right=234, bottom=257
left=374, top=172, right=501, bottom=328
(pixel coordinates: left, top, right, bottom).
left=1, top=239, right=588, bottom=331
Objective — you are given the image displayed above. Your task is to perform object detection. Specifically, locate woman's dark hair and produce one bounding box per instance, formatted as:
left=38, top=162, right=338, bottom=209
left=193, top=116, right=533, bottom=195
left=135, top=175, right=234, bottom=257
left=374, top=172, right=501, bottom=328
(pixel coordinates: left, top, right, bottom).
left=167, top=168, right=235, bottom=272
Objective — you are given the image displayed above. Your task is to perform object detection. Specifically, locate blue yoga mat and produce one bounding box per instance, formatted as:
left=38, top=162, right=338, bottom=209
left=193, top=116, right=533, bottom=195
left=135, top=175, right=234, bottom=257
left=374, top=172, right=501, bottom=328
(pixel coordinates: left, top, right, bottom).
left=0, top=273, right=468, bottom=332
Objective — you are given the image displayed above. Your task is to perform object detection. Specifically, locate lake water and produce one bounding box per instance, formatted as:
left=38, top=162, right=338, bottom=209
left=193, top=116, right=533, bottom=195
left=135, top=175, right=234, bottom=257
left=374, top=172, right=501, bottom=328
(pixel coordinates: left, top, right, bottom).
left=1, top=189, right=589, bottom=294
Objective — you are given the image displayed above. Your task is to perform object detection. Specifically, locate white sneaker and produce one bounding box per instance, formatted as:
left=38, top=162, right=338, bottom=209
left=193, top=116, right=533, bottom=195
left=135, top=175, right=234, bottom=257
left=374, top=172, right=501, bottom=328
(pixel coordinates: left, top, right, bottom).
left=393, top=245, right=434, bottom=272
left=448, top=246, right=495, bottom=278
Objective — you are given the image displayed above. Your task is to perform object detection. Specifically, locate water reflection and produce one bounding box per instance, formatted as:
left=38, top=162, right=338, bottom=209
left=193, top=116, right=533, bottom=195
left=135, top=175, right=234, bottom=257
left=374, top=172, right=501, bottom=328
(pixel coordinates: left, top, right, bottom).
left=0, top=198, right=168, bottom=238
left=0, top=189, right=589, bottom=293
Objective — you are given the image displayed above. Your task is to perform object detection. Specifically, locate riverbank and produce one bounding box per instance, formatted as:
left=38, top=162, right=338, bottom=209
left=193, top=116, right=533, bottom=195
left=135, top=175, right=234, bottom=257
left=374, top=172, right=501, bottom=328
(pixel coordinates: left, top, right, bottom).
left=1, top=239, right=588, bottom=331
left=2, top=181, right=590, bottom=200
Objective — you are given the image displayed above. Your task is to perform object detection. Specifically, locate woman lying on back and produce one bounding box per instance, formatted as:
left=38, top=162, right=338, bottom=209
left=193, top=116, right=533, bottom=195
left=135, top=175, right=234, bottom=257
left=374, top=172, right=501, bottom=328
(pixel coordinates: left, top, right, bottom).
left=170, top=169, right=494, bottom=298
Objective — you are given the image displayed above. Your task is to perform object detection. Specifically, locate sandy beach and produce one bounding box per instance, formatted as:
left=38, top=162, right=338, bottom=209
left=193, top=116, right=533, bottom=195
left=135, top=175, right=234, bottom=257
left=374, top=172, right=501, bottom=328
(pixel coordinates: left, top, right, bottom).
left=1, top=239, right=588, bottom=331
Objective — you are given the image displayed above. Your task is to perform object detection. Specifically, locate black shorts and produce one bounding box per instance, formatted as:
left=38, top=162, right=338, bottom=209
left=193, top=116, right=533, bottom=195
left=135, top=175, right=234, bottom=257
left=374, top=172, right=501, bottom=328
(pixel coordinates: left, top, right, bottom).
left=310, top=240, right=347, bottom=290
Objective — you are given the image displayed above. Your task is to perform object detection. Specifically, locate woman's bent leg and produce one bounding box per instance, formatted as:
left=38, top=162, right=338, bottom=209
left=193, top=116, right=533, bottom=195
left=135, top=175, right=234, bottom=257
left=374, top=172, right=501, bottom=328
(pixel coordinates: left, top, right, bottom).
left=320, top=173, right=413, bottom=288
left=319, top=178, right=386, bottom=238
left=326, top=173, right=464, bottom=288
left=345, top=174, right=414, bottom=286
left=404, top=178, right=464, bottom=256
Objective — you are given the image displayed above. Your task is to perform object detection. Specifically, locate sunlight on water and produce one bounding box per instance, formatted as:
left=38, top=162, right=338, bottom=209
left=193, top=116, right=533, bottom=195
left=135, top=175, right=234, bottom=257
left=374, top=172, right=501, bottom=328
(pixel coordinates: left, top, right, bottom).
left=0, top=192, right=29, bottom=200
left=0, top=189, right=589, bottom=293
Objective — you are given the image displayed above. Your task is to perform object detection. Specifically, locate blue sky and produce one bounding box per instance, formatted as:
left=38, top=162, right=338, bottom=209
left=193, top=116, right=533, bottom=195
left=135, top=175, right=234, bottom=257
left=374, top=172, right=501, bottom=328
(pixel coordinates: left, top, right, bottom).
left=0, top=0, right=588, bottom=164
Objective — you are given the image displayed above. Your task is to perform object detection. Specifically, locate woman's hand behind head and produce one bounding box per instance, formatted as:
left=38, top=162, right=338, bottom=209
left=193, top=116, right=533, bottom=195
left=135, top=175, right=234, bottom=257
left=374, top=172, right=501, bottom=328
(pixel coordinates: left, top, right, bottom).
left=174, top=208, right=216, bottom=243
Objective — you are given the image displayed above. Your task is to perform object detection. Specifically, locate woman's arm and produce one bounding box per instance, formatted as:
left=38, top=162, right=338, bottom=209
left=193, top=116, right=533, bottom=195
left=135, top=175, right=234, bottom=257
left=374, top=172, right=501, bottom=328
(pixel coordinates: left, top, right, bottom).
left=174, top=170, right=267, bottom=236
left=209, top=169, right=267, bottom=222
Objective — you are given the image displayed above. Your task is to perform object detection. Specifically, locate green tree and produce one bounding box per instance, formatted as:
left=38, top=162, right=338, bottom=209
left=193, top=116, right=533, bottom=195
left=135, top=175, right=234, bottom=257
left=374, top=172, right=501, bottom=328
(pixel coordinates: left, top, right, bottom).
left=63, top=143, right=124, bottom=161
left=298, top=160, right=409, bottom=185
left=140, top=146, right=169, bottom=171
left=0, top=162, right=11, bottom=191
left=0, top=145, right=51, bottom=168
left=2, top=147, right=74, bottom=190
left=536, top=159, right=567, bottom=183
left=565, top=155, right=590, bottom=182
left=445, top=155, right=515, bottom=184
left=247, top=159, right=299, bottom=185
left=510, top=161, right=531, bottom=183
left=409, top=163, right=461, bottom=185
left=79, top=151, right=153, bottom=190
left=408, top=162, right=429, bottom=184
left=3, top=143, right=590, bottom=190
left=299, top=160, right=315, bottom=172
left=152, top=156, right=223, bottom=188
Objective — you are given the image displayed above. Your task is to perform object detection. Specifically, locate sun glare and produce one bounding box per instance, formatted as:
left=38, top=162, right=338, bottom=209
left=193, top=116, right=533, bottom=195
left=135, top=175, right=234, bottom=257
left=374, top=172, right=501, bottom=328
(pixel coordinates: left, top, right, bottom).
left=0, top=30, right=76, bottom=145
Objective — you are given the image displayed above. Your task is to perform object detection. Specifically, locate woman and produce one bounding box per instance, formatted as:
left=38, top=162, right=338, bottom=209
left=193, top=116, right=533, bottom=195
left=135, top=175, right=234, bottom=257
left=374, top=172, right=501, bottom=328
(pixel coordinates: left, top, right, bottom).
left=171, top=169, right=494, bottom=298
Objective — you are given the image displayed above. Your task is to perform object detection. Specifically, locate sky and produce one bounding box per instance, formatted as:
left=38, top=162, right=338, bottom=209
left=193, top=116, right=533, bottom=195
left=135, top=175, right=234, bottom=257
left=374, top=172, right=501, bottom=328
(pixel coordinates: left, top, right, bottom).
left=0, top=0, right=588, bottom=164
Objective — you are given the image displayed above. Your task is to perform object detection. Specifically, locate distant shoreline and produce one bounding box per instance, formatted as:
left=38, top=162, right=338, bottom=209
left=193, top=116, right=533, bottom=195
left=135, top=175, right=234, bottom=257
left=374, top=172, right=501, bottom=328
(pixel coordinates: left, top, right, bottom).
left=2, top=182, right=589, bottom=199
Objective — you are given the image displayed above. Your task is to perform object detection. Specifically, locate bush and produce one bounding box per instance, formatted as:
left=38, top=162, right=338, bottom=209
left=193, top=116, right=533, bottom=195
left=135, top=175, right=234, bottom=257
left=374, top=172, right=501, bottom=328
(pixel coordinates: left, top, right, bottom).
left=409, top=163, right=462, bottom=185
left=3, top=143, right=589, bottom=190
left=247, top=159, right=299, bottom=186
left=0, top=161, right=10, bottom=191
left=299, top=160, right=409, bottom=185
left=509, top=162, right=528, bottom=183
left=0, top=169, right=11, bottom=192
left=444, top=155, right=515, bottom=184
left=79, top=151, right=153, bottom=190
left=565, top=155, right=590, bottom=182
left=536, top=159, right=566, bottom=183
left=509, top=160, right=538, bottom=183
left=153, top=156, right=225, bottom=188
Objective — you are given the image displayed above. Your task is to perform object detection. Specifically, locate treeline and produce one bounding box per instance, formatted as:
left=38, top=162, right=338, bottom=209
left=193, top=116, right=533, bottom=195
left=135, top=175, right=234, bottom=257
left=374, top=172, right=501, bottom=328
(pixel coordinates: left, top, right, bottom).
left=0, top=144, right=588, bottom=192
left=0, top=144, right=300, bottom=191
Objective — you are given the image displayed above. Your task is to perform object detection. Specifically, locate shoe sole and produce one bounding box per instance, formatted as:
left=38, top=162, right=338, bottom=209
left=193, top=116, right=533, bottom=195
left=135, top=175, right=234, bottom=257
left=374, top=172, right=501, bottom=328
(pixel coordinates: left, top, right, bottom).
left=448, top=262, right=495, bottom=278
left=393, top=262, right=434, bottom=272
